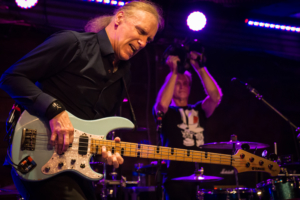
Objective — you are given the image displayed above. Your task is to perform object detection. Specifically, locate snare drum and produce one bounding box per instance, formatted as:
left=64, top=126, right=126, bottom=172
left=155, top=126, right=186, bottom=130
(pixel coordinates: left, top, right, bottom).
left=200, top=188, right=258, bottom=200
left=256, top=176, right=300, bottom=200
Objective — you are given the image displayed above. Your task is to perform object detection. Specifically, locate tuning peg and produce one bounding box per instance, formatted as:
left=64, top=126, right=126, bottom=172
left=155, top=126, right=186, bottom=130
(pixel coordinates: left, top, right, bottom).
left=269, top=153, right=278, bottom=161
left=241, top=143, right=250, bottom=151
left=262, top=150, right=268, bottom=158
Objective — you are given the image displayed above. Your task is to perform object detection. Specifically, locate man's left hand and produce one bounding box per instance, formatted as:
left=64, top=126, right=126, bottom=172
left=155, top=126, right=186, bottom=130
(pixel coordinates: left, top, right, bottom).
left=189, top=51, right=206, bottom=70
left=101, top=137, right=124, bottom=168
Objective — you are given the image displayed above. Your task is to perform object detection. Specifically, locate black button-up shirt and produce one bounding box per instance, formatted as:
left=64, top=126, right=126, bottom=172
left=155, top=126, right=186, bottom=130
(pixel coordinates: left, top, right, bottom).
left=0, top=29, right=130, bottom=120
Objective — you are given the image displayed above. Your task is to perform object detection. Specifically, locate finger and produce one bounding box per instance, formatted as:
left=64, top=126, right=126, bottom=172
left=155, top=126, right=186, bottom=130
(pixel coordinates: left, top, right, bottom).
left=102, top=146, right=107, bottom=159
left=50, top=132, right=57, bottom=146
left=174, top=56, right=180, bottom=62
left=112, top=155, right=119, bottom=168
left=114, top=137, right=121, bottom=143
left=69, top=128, right=74, bottom=144
left=63, top=132, right=69, bottom=152
left=107, top=151, right=113, bottom=165
left=115, top=152, right=124, bottom=165
left=58, top=132, right=64, bottom=154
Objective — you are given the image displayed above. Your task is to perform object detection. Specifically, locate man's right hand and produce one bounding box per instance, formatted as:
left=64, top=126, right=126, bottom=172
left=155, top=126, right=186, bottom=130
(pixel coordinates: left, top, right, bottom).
left=49, top=111, right=74, bottom=154
left=166, top=55, right=180, bottom=73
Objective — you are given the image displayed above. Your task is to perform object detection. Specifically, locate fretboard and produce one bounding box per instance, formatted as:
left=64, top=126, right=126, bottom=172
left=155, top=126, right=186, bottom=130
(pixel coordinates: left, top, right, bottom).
left=89, top=139, right=237, bottom=166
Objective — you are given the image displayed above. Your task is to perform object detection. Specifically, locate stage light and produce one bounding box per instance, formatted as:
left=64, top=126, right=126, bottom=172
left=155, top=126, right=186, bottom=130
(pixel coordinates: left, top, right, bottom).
left=118, top=1, right=125, bottom=6
left=83, top=0, right=125, bottom=6
left=187, top=11, right=207, bottom=31
left=16, top=0, right=38, bottom=9
left=246, top=19, right=300, bottom=33
left=280, top=25, right=286, bottom=30
left=111, top=0, right=117, bottom=5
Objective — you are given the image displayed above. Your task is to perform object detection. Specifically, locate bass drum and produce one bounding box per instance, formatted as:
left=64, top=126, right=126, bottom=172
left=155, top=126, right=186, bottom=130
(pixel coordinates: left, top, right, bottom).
left=256, top=176, right=300, bottom=200
left=200, top=188, right=258, bottom=200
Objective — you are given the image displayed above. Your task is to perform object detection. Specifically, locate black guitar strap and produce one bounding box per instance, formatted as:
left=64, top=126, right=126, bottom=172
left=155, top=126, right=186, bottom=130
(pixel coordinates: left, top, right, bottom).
left=5, top=103, right=24, bottom=145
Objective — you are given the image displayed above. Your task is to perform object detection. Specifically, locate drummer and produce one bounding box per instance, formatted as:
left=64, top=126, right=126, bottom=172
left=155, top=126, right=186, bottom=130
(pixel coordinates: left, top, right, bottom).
left=153, top=51, right=222, bottom=199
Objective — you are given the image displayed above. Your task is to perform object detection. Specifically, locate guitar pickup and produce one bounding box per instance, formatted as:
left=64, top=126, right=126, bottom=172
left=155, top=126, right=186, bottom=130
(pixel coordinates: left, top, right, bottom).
left=21, top=128, right=37, bottom=151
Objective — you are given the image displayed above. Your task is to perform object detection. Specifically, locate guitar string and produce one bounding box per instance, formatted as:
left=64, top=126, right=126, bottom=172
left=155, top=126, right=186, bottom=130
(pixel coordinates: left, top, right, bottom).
left=30, top=150, right=250, bottom=165
left=33, top=134, right=255, bottom=156
left=32, top=141, right=247, bottom=159
left=33, top=141, right=241, bottom=160
left=19, top=144, right=267, bottom=166
left=32, top=146, right=241, bottom=161
left=26, top=135, right=265, bottom=165
left=34, top=135, right=263, bottom=158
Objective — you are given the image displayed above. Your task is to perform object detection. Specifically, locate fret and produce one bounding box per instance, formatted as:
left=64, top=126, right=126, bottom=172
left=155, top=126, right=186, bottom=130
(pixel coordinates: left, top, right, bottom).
left=140, top=144, right=148, bottom=158
left=168, top=147, right=177, bottom=161
left=130, top=143, right=136, bottom=157
left=160, top=146, right=169, bottom=160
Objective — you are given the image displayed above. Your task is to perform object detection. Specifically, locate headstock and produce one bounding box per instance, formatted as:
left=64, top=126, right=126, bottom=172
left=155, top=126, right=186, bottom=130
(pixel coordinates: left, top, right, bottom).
left=233, top=149, right=280, bottom=176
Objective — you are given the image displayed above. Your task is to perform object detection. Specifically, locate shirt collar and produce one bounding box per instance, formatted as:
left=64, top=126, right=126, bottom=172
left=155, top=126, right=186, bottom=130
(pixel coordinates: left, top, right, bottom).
left=97, top=29, right=115, bottom=57
left=97, top=29, right=131, bottom=71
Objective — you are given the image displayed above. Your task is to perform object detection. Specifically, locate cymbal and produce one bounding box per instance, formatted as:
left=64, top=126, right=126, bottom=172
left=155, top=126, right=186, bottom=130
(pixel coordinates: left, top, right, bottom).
left=200, top=141, right=269, bottom=149
left=172, top=174, right=223, bottom=182
left=0, top=184, right=19, bottom=195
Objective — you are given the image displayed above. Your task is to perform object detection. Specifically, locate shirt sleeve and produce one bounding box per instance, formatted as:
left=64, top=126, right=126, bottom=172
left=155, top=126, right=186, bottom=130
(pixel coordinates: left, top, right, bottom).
left=194, top=100, right=207, bottom=119
left=0, top=31, right=80, bottom=117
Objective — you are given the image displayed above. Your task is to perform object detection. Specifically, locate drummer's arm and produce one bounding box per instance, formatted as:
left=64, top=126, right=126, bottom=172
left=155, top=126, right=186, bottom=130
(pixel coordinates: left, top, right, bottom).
left=197, top=67, right=222, bottom=118
left=189, top=52, right=222, bottom=118
left=154, top=56, right=179, bottom=114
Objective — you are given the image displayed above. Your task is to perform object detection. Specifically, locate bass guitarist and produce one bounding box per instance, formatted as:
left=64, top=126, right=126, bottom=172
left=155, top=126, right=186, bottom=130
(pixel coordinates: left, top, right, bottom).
left=0, top=1, right=164, bottom=199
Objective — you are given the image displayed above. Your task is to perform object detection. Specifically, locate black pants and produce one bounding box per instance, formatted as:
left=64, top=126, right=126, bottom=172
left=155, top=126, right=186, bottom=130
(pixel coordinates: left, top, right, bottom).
left=11, top=169, right=96, bottom=200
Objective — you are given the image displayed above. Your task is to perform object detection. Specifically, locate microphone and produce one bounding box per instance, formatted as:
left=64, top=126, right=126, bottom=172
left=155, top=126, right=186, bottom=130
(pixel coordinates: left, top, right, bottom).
left=231, top=77, right=262, bottom=99
left=231, top=77, right=247, bottom=86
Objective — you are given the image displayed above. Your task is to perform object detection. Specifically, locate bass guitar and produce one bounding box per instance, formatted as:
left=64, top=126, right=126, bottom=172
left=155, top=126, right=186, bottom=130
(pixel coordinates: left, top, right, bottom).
left=10, top=110, right=280, bottom=181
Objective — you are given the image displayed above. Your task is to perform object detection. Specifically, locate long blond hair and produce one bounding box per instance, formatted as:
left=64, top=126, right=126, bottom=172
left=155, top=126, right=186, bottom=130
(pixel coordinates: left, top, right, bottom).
left=84, top=1, right=164, bottom=33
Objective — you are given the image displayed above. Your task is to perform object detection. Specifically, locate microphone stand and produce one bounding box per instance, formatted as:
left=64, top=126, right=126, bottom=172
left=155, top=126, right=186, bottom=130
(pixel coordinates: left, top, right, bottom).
left=236, top=79, right=300, bottom=161
left=155, top=111, right=164, bottom=200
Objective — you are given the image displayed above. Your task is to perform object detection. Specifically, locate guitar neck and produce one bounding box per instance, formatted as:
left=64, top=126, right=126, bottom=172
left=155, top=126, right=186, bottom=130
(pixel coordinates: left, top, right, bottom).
left=90, top=139, right=235, bottom=166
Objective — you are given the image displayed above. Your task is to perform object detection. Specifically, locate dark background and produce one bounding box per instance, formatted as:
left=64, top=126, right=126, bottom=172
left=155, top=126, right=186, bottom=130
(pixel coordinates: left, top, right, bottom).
left=0, top=0, right=299, bottom=197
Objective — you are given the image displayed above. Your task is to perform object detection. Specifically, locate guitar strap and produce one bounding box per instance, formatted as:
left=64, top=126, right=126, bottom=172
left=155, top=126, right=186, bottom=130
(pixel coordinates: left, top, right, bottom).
left=122, top=77, right=137, bottom=131
left=5, top=103, right=24, bottom=145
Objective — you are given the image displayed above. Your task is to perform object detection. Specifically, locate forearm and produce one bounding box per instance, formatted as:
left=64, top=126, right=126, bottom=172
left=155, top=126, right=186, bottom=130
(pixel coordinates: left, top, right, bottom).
left=154, top=72, right=177, bottom=113
left=0, top=74, right=56, bottom=116
left=197, top=67, right=222, bottom=103
left=0, top=31, right=79, bottom=116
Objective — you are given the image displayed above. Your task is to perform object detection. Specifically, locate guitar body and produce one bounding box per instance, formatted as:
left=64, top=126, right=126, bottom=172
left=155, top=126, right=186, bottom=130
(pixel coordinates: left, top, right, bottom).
left=11, top=110, right=134, bottom=182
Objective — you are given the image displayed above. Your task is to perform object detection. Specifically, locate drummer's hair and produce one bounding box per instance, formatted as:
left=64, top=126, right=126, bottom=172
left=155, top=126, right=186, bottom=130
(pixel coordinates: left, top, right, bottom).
left=184, top=71, right=192, bottom=86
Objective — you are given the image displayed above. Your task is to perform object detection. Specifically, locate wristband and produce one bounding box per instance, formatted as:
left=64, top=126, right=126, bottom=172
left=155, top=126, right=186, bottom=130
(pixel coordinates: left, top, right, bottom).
left=45, top=100, right=66, bottom=121
left=196, top=55, right=206, bottom=68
